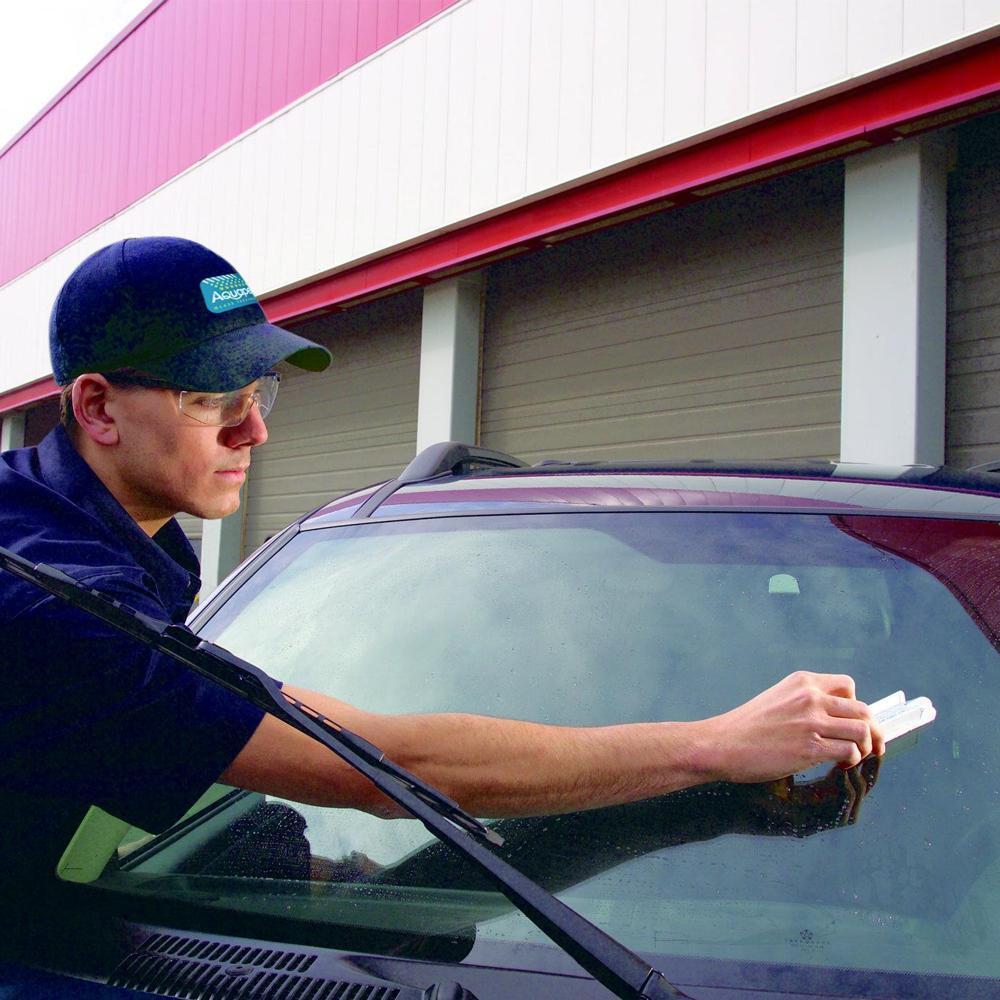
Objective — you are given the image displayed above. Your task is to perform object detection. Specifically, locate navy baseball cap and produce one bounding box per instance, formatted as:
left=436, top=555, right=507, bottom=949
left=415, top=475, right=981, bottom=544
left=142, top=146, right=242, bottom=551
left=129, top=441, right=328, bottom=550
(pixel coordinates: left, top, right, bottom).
left=49, top=237, right=331, bottom=391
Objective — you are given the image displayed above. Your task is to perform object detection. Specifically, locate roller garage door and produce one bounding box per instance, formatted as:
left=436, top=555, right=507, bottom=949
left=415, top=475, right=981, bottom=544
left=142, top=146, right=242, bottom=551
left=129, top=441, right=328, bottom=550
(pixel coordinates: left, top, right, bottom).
left=946, top=113, right=1000, bottom=470
left=243, top=291, right=421, bottom=555
left=480, top=165, right=844, bottom=463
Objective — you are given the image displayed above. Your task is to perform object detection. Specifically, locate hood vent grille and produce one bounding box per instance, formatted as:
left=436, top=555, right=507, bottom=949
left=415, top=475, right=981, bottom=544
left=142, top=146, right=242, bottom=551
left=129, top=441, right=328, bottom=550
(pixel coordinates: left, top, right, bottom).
left=109, top=933, right=410, bottom=999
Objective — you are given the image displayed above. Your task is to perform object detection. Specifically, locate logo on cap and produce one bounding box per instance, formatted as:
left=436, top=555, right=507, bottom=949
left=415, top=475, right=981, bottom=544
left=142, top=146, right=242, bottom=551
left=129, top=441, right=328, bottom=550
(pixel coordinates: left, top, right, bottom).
left=200, top=273, right=257, bottom=314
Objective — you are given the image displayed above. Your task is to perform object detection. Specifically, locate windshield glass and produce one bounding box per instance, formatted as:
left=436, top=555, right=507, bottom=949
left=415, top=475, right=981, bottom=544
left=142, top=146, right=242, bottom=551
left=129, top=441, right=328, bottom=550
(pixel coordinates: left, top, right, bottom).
left=104, top=511, right=1000, bottom=991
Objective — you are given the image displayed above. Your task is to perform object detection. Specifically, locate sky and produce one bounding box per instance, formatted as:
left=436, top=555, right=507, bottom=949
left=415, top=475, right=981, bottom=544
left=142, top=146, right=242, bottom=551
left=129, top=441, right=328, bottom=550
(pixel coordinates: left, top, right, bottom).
left=0, top=0, right=151, bottom=151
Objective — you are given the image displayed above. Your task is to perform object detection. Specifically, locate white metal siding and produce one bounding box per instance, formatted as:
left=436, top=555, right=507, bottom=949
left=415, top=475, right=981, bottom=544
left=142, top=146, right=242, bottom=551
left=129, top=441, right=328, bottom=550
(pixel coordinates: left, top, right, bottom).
left=242, top=292, right=421, bottom=555
left=480, top=166, right=844, bottom=462
left=3, top=0, right=997, bottom=394
left=945, top=113, right=1000, bottom=469
left=175, top=512, right=203, bottom=560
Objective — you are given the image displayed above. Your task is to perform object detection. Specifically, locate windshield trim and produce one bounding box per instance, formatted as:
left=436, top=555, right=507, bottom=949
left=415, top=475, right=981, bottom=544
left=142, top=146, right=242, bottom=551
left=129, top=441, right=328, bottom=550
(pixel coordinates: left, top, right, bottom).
left=303, top=504, right=1000, bottom=528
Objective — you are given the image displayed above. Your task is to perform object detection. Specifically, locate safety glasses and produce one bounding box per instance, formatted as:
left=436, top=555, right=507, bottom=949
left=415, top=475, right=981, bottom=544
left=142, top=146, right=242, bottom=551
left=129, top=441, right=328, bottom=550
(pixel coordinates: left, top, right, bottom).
left=105, top=372, right=280, bottom=427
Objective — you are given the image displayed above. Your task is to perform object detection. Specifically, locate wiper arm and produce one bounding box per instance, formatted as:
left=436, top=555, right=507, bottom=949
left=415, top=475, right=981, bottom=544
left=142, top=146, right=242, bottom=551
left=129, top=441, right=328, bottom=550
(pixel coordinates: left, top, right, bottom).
left=1, top=544, right=691, bottom=999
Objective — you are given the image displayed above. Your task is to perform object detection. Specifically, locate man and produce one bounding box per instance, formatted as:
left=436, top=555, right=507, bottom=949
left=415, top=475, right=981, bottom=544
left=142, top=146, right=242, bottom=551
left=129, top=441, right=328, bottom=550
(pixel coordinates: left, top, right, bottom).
left=0, top=236, right=883, bottom=891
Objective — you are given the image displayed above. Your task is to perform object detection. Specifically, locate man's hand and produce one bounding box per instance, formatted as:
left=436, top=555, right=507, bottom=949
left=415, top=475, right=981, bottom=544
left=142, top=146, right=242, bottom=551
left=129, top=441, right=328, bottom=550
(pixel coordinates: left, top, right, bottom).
left=697, top=671, right=885, bottom=784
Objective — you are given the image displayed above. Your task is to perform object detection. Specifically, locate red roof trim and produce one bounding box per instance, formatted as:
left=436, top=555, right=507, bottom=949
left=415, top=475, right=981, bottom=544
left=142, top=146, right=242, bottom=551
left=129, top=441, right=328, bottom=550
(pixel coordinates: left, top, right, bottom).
left=0, top=377, right=60, bottom=414
left=264, top=34, right=1000, bottom=325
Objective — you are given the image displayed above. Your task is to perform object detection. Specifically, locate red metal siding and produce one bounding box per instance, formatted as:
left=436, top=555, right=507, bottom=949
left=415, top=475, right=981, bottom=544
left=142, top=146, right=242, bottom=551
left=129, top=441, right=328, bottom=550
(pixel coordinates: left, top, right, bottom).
left=0, top=0, right=459, bottom=290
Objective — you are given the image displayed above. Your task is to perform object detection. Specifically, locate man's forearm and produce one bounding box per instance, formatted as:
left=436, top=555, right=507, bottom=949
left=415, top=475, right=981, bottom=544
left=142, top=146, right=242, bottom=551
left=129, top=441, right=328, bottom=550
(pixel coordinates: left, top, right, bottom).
left=360, top=710, right=711, bottom=817
left=222, top=684, right=711, bottom=817
left=220, top=671, right=883, bottom=819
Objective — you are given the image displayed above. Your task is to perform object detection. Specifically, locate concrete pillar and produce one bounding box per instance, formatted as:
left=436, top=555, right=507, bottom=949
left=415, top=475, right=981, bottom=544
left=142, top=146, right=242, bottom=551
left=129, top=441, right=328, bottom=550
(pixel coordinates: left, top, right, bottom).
left=199, top=507, right=244, bottom=595
left=416, top=273, right=484, bottom=453
left=0, top=411, right=26, bottom=451
left=840, top=135, right=950, bottom=465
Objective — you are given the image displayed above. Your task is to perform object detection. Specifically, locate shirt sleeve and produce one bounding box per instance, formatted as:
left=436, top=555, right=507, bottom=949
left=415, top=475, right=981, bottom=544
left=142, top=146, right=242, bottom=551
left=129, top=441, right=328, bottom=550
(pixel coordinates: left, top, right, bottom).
left=4, top=574, right=267, bottom=833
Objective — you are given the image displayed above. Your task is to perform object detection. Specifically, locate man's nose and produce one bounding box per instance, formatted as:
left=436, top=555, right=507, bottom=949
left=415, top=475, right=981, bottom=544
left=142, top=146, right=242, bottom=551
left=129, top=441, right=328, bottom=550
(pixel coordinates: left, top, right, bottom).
left=223, top=400, right=269, bottom=447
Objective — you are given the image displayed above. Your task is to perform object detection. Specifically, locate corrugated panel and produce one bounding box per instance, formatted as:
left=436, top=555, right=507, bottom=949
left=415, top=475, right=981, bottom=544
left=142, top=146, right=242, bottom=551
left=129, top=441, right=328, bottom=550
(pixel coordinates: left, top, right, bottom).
left=945, top=113, right=1000, bottom=469
left=0, top=0, right=460, bottom=289
left=242, top=292, right=421, bottom=555
left=480, top=166, right=844, bottom=463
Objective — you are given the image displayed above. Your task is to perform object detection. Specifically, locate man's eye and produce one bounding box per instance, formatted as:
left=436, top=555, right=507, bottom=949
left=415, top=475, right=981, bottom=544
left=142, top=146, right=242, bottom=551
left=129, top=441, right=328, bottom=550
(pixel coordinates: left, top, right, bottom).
left=189, top=395, right=225, bottom=409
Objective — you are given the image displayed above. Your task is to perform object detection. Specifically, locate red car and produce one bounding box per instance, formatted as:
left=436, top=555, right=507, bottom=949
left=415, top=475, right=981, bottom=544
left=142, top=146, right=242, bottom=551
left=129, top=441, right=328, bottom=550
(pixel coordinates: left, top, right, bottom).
left=6, top=443, right=1000, bottom=999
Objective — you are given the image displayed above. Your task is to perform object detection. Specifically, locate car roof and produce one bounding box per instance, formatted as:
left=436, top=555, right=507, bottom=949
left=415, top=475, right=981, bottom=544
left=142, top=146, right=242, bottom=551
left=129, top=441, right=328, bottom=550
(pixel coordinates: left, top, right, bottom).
left=301, top=444, right=1000, bottom=527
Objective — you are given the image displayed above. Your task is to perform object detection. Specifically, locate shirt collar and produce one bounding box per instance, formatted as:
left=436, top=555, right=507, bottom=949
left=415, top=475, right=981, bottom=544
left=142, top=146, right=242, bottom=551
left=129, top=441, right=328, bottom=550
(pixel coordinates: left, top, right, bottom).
left=36, top=426, right=201, bottom=608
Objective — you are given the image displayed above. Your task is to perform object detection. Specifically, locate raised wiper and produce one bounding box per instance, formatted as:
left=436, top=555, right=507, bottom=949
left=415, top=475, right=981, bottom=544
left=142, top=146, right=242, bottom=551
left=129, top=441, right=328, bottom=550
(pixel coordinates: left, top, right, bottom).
left=1, top=544, right=690, bottom=999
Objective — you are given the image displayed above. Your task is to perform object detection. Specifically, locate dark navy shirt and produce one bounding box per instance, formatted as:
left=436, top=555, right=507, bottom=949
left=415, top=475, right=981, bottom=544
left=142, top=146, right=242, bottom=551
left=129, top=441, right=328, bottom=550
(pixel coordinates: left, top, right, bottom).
left=0, top=425, right=265, bottom=883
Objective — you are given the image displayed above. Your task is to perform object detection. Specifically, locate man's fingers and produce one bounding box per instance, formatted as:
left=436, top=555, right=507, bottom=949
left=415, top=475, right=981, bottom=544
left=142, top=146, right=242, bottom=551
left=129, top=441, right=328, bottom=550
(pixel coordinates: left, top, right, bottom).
left=812, top=673, right=857, bottom=700
left=818, top=709, right=873, bottom=759
left=823, top=738, right=863, bottom=769
left=837, top=695, right=885, bottom=758
left=823, top=695, right=870, bottom=721
left=868, top=716, right=886, bottom=757
left=821, top=692, right=887, bottom=758
left=819, top=694, right=885, bottom=760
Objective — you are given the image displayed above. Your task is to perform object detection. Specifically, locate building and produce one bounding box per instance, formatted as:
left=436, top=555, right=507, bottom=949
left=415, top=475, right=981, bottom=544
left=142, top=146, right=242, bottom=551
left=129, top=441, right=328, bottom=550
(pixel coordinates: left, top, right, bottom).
left=2, top=0, right=999, bottom=591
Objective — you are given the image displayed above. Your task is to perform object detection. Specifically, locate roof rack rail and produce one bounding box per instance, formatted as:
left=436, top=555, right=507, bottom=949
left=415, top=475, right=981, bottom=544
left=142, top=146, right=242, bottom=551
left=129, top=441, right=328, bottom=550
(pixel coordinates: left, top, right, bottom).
left=967, top=460, right=1000, bottom=474
left=352, top=442, right=528, bottom=519
left=398, top=441, right=528, bottom=484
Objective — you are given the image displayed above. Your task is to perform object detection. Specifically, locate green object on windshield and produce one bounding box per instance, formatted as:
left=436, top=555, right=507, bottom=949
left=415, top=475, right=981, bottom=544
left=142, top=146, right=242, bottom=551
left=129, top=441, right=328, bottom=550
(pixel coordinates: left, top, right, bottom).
left=56, top=784, right=238, bottom=884
left=56, top=806, right=132, bottom=884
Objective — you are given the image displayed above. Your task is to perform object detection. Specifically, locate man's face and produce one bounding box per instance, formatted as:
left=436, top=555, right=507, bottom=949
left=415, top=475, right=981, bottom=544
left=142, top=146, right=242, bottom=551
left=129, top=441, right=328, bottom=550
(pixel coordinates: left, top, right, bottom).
left=106, top=380, right=269, bottom=524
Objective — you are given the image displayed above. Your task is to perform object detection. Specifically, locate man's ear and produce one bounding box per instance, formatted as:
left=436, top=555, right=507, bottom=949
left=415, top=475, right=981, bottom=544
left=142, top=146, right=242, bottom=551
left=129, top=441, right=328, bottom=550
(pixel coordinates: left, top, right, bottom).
left=72, top=374, right=120, bottom=446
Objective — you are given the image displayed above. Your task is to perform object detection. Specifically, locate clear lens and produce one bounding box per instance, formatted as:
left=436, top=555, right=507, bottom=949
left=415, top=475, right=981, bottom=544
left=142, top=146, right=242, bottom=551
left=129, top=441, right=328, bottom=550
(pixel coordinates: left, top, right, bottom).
left=178, top=374, right=279, bottom=427
left=251, top=373, right=279, bottom=420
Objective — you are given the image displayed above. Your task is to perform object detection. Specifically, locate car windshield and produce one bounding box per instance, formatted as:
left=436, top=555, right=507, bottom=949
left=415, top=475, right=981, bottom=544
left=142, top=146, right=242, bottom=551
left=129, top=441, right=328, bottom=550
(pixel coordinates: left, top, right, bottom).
left=101, top=510, right=1000, bottom=992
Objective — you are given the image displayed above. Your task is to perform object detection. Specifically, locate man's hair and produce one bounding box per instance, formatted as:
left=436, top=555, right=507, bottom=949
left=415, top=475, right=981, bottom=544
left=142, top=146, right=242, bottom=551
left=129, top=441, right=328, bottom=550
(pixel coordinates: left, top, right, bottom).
left=59, top=381, right=77, bottom=432
left=59, top=370, right=151, bottom=434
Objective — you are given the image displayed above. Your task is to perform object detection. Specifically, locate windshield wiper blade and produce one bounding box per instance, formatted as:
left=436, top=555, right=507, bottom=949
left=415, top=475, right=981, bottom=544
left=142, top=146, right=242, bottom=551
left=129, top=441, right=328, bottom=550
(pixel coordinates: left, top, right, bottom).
left=1, top=544, right=691, bottom=999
